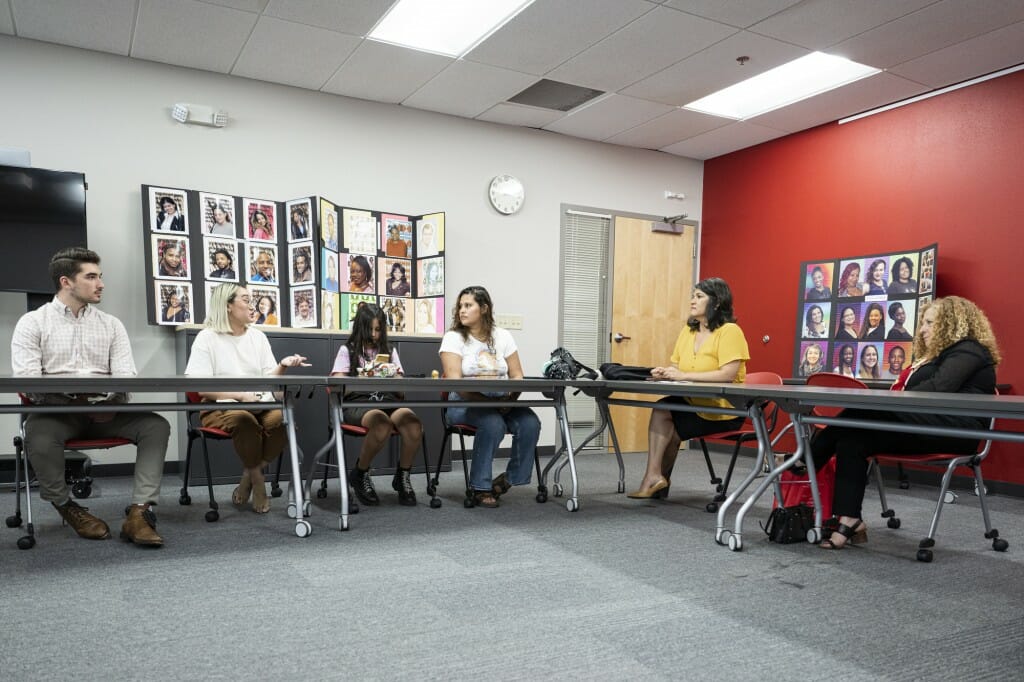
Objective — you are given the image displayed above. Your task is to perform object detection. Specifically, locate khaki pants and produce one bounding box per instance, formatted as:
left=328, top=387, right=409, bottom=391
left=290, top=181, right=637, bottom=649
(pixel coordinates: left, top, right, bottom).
left=24, top=412, right=170, bottom=505
left=200, top=409, right=285, bottom=469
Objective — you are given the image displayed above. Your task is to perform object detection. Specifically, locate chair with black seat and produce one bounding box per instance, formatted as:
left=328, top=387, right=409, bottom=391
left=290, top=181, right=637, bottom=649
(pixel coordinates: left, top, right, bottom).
left=180, top=392, right=284, bottom=522
left=430, top=391, right=546, bottom=508
left=6, top=394, right=133, bottom=550
left=695, top=371, right=785, bottom=513
left=867, top=390, right=1007, bottom=562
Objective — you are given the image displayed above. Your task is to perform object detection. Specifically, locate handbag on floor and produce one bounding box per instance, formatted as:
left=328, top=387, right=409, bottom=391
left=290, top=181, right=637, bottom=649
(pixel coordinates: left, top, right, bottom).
left=762, top=504, right=815, bottom=543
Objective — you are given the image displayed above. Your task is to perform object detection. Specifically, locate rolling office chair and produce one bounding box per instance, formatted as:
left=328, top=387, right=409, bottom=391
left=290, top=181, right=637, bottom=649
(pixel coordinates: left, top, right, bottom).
left=430, top=390, right=545, bottom=508
left=694, top=371, right=785, bottom=513
left=6, top=395, right=132, bottom=550
left=180, top=392, right=284, bottom=522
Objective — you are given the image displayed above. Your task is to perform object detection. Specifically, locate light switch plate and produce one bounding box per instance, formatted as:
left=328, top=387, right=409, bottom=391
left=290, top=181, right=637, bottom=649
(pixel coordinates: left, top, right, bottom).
left=495, top=313, right=523, bottom=330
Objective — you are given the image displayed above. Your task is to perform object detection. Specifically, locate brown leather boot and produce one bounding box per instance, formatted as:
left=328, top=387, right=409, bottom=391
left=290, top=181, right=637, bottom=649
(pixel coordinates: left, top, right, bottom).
left=52, top=500, right=111, bottom=540
left=120, top=504, right=164, bottom=547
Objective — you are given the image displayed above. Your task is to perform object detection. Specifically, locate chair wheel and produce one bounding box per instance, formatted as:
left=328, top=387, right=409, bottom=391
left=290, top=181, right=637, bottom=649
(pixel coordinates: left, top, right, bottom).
left=706, top=502, right=719, bottom=513
left=5, top=514, right=22, bottom=528
left=916, top=548, right=933, bottom=562
left=72, top=483, right=91, bottom=499
left=179, top=493, right=191, bottom=506
left=899, top=480, right=910, bottom=490
left=536, top=492, right=548, bottom=503
left=17, top=535, right=35, bottom=550
left=943, top=491, right=957, bottom=504
left=427, top=485, right=437, bottom=497
left=430, top=498, right=442, bottom=509
left=271, top=487, right=283, bottom=498
left=205, top=510, right=219, bottom=522
left=463, top=497, right=475, bottom=508
left=887, top=517, right=901, bottom=529
left=993, top=538, right=1009, bottom=552
left=316, top=488, right=327, bottom=499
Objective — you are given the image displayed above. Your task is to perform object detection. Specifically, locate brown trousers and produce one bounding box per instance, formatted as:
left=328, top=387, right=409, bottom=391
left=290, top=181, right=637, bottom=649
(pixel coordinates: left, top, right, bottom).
left=200, top=409, right=285, bottom=469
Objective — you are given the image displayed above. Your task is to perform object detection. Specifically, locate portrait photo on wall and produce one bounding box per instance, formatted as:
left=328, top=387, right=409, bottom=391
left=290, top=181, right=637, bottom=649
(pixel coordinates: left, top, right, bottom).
left=885, top=299, right=916, bottom=341
left=382, top=214, right=413, bottom=258
left=379, top=257, right=412, bottom=297
left=855, top=342, right=883, bottom=380
left=204, top=237, right=238, bottom=282
left=836, top=258, right=866, bottom=298
left=859, top=301, right=886, bottom=341
left=417, top=257, right=444, bottom=297
left=248, top=285, right=281, bottom=327
left=883, top=341, right=912, bottom=378
left=288, top=241, right=315, bottom=286
left=291, top=286, right=317, bottom=328
left=862, top=257, right=892, bottom=297
left=340, top=293, right=377, bottom=331
left=320, top=199, right=338, bottom=251
left=149, top=186, right=188, bottom=233
left=322, top=249, right=339, bottom=293
left=833, top=303, right=862, bottom=341
left=380, top=296, right=412, bottom=333
left=244, top=198, right=276, bottom=242
left=346, top=253, right=376, bottom=294
left=887, top=253, right=919, bottom=295
left=804, top=263, right=833, bottom=301
left=832, top=343, right=857, bottom=378
left=199, top=191, right=236, bottom=237
left=286, top=198, right=312, bottom=242
left=413, top=297, right=444, bottom=334
left=152, top=235, right=190, bottom=280
left=321, top=291, right=339, bottom=330
left=801, top=302, right=831, bottom=339
left=155, top=281, right=193, bottom=326
left=920, top=247, right=935, bottom=294
left=797, top=341, right=829, bottom=377
left=247, top=244, right=278, bottom=285
left=416, top=213, right=443, bottom=258
left=343, top=208, right=377, bottom=255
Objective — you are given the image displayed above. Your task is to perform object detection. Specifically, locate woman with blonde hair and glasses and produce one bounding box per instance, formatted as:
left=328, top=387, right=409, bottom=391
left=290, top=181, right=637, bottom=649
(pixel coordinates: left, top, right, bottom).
left=811, top=296, right=1000, bottom=550
left=185, top=283, right=309, bottom=513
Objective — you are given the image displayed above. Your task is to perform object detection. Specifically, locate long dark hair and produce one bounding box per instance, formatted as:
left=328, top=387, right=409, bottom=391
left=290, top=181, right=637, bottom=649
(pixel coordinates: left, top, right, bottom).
left=686, top=277, right=736, bottom=332
left=450, top=285, right=495, bottom=344
left=344, top=303, right=389, bottom=376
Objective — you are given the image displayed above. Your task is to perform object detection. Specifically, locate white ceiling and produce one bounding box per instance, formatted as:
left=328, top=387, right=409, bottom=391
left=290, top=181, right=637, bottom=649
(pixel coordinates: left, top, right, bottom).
left=3, top=0, right=1024, bottom=160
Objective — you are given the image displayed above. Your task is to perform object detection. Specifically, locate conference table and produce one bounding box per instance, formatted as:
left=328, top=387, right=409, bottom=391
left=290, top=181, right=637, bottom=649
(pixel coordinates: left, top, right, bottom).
left=321, top=376, right=584, bottom=530
left=0, top=374, right=324, bottom=546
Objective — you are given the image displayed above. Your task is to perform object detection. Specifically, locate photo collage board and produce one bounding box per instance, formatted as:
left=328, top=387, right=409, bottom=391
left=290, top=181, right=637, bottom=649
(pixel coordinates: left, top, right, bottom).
left=793, top=243, right=937, bottom=382
left=141, top=185, right=445, bottom=335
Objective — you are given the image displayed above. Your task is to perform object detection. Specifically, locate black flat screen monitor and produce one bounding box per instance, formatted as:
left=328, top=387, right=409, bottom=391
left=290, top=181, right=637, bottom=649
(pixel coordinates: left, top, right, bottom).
left=0, top=164, right=88, bottom=294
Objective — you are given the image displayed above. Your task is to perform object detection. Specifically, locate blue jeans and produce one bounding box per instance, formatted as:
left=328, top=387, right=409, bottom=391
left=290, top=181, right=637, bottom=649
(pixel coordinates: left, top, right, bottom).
left=446, top=405, right=541, bottom=492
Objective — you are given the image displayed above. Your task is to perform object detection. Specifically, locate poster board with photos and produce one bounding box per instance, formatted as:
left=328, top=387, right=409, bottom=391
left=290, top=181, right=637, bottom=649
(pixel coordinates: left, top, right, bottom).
left=143, top=185, right=444, bottom=335
left=794, top=244, right=936, bottom=382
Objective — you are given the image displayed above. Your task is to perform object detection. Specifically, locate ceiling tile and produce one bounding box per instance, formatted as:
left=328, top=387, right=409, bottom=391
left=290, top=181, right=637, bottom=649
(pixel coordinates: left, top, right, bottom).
left=888, top=21, right=1024, bottom=88
left=543, top=94, right=675, bottom=141
left=750, top=0, right=935, bottom=51
left=263, top=0, right=392, bottom=35
left=660, top=121, right=789, bottom=160
left=622, top=30, right=808, bottom=106
left=203, top=0, right=269, bottom=11
left=465, top=0, right=653, bottom=75
left=232, top=16, right=361, bottom=89
left=402, top=61, right=537, bottom=118
left=749, top=71, right=928, bottom=132
left=133, top=0, right=257, bottom=73
left=11, top=0, right=135, bottom=55
left=476, top=103, right=564, bottom=128
left=664, top=0, right=802, bottom=28
left=832, top=0, right=1024, bottom=69
left=546, top=5, right=737, bottom=92
left=604, top=108, right=728, bottom=149
left=0, top=2, right=13, bottom=35
left=322, top=40, right=452, bottom=104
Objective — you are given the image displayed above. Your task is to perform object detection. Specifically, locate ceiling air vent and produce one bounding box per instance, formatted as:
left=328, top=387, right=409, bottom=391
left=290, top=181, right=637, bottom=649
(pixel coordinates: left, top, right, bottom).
left=507, top=79, right=604, bottom=112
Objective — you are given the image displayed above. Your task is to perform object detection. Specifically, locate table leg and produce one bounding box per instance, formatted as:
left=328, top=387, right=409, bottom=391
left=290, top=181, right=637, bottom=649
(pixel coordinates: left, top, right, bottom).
left=554, top=389, right=580, bottom=512
left=283, top=393, right=311, bottom=538
left=331, top=396, right=351, bottom=531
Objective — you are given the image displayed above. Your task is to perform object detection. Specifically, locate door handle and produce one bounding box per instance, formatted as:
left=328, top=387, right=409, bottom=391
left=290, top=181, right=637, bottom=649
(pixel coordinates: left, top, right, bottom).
left=613, top=333, right=631, bottom=343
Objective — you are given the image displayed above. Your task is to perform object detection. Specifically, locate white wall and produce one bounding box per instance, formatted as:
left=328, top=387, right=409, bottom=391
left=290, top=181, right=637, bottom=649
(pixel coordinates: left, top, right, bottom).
left=0, top=35, right=704, bottom=459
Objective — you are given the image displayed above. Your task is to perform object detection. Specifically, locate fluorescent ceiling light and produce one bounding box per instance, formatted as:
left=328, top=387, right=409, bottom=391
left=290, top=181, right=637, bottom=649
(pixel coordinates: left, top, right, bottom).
left=369, top=0, right=535, bottom=58
left=684, top=52, right=881, bottom=120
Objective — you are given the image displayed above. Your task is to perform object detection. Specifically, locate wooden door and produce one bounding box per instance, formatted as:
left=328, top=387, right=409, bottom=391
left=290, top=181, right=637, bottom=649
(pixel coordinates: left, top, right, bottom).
left=608, top=217, right=696, bottom=451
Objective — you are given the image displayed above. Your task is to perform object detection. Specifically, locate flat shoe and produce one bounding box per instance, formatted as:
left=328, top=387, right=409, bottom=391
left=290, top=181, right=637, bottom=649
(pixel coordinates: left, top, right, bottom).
left=626, top=477, right=669, bottom=499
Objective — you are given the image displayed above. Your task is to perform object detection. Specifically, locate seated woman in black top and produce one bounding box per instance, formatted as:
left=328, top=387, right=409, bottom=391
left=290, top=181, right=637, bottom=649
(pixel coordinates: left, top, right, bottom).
left=811, top=296, right=1000, bottom=549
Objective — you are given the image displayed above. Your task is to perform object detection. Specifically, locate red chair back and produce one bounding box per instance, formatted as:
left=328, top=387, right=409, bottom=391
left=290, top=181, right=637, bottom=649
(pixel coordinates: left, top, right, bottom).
left=186, top=391, right=202, bottom=404
left=805, top=373, right=868, bottom=417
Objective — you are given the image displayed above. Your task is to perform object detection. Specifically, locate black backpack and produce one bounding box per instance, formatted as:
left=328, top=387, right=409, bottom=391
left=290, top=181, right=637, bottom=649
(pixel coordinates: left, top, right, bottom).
left=542, top=348, right=598, bottom=380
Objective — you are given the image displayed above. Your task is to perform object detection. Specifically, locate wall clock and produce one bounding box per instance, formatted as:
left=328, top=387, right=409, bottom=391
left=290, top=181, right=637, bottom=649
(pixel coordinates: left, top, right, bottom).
left=488, top=174, right=524, bottom=215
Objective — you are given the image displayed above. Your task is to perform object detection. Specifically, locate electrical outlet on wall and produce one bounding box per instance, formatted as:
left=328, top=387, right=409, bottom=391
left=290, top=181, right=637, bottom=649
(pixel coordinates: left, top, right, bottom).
left=495, top=313, right=523, bottom=330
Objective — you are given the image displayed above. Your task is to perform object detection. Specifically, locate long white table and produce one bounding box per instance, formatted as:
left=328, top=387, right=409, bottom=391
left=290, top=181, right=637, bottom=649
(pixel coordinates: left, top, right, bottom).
left=0, top=374, right=325, bottom=545
left=320, top=376, right=583, bottom=530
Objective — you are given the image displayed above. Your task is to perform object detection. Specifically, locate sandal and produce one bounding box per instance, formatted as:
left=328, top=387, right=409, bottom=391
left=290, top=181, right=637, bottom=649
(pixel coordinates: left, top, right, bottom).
left=492, top=473, right=512, bottom=498
left=820, top=519, right=867, bottom=550
left=472, top=490, right=500, bottom=508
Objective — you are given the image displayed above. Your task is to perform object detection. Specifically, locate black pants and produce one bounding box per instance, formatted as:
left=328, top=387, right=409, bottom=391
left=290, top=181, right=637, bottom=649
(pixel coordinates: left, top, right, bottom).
left=658, top=397, right=745, bottom=439
left=810, top=408, right=979, bottom=518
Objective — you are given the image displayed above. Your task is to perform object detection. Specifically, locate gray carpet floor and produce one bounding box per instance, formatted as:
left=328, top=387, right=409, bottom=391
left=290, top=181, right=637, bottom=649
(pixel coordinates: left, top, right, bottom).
left=2, top=449, right=1023, bottom=681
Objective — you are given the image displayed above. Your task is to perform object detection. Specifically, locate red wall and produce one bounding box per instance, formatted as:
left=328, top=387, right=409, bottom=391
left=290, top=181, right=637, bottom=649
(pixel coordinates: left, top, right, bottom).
left=702, top=69, right=1024, bottom=484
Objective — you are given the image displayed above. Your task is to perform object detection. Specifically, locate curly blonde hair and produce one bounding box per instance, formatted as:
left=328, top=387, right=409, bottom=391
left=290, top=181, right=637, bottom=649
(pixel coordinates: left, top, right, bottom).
left=913, top=296, right=1000, bottom=364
